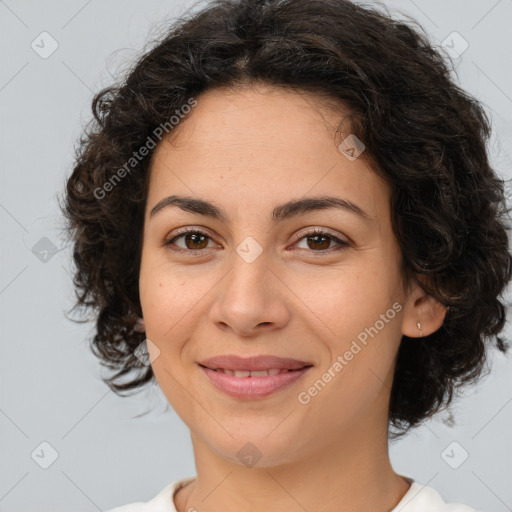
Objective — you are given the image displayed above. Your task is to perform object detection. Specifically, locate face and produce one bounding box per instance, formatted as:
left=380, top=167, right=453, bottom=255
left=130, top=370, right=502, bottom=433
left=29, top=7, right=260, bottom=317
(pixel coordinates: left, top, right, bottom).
left=139, top=83, right=416, bottom=468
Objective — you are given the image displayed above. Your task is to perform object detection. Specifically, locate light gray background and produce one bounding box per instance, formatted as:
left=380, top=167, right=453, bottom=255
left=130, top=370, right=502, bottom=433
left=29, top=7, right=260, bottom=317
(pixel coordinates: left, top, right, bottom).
left=1, top=0, right=511, bottom=511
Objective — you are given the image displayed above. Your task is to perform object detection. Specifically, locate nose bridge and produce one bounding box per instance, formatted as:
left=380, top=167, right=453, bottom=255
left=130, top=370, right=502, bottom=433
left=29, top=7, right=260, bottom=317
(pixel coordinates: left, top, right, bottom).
left=227, top=228, right=272, bottom=286
left=210, top=238, right=289, bottom=334
left=224, top=241, right=274, bottom=308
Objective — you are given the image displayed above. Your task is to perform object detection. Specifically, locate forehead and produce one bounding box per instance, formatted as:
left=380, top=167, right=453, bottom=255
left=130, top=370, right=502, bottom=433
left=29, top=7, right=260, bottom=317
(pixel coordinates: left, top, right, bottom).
left=161, top=83, right=349, bottom=151
left=146, top=84, right=390, bottom=224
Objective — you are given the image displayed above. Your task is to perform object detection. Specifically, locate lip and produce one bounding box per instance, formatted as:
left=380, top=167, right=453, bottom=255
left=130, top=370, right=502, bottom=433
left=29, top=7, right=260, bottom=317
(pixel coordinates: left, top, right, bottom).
left=198, top=365, right=313, bottom=400
left=198, top=354, right=312, bottom=371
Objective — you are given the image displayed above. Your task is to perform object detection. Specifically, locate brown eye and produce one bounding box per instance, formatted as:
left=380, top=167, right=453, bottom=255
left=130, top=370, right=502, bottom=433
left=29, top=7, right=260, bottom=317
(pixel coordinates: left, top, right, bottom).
left=305, top=233, right=331, bottom=250
left=164, top=227, right=349, bottom=255
left=165, top=229, right=213, bottom=252
left=294, top=228, right=349, bottom=253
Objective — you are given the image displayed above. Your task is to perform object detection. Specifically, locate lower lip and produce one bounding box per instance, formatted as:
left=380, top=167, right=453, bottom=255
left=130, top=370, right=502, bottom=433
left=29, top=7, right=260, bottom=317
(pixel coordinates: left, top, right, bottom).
left=198, top=365, right=312, bottom=400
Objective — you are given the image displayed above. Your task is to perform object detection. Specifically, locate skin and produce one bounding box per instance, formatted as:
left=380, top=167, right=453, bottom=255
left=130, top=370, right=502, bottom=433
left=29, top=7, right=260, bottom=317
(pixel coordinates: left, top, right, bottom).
left=138, top=83, right=447, bottom=512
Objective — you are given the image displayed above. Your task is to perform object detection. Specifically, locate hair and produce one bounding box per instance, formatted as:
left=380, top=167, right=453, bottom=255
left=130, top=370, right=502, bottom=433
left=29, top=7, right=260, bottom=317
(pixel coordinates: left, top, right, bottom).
left=59, top=0, right=512, bottom=439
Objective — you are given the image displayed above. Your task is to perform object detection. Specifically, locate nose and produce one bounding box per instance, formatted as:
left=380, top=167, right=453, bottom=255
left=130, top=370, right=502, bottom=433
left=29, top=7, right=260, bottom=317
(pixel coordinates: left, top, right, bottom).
left=208, top=249, right=291, bottom=338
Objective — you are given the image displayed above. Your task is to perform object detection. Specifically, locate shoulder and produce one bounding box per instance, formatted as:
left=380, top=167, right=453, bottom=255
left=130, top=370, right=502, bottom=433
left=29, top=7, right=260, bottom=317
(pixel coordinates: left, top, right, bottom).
left=393, top=480, right=481, bottom=512
left=104, top=476, right=196, bottom=512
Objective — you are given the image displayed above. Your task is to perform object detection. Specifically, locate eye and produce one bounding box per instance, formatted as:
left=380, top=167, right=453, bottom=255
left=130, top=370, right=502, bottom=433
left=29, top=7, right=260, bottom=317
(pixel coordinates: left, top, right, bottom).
left=292, top=228, right=350, bottom=253
left=164, top=228, right=216, bottom=253
left=164, top=226, right=349, bottom=255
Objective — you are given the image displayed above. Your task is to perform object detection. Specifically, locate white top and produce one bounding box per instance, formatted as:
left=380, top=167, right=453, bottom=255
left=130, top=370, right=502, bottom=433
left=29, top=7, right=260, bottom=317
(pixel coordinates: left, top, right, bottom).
left=105, top=476, right=480, bottom=512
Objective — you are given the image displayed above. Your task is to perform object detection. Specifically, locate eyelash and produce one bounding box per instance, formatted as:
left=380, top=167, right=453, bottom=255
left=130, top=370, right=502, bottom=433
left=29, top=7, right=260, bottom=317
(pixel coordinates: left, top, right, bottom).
left=164, top=227, right=349, bottom=255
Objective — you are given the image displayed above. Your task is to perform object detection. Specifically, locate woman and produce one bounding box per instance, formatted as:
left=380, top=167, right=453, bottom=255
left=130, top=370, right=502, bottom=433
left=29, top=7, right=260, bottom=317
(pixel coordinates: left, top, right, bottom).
left=60, top=0, right=511, bottom=510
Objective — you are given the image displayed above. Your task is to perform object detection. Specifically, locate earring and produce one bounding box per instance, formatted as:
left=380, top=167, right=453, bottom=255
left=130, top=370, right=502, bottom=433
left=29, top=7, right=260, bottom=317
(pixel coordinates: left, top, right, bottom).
left=134, top=317, right=145, bottom=333
left=416, top=321, right=423, bottom=337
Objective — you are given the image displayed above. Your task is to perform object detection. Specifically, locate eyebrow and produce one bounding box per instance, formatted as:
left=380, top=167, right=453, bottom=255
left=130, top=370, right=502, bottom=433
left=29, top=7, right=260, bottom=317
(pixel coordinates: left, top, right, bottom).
left=149, top=194, right=374, bottom=224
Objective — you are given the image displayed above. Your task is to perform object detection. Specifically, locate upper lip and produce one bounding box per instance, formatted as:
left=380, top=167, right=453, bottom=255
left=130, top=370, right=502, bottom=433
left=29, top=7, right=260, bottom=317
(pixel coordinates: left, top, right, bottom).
left=198, top=355, right=313, bottom=371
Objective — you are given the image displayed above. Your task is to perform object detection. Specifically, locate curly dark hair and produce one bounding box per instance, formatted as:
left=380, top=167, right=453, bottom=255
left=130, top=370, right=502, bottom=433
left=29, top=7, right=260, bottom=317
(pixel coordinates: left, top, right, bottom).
left=59, top=0, right=512, bottom=439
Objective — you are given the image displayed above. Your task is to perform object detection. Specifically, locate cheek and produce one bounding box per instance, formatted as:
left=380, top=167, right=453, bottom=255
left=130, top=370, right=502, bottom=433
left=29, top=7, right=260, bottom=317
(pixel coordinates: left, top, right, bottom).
left=299, top=263, right=395, bottom=339
left=302, top=262, right=402, bottom=393
left=139, top=257, right=199, bottom=334
left=139, top=264, right=197, bottom=404
left=138, top=261, right=217, bottom=384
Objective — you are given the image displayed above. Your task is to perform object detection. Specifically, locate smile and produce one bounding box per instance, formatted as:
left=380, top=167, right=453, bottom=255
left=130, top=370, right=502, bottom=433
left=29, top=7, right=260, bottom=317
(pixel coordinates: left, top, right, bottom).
left=198, top=364, right=313, bottom=399
left=203, top=367, right=307, bottom=376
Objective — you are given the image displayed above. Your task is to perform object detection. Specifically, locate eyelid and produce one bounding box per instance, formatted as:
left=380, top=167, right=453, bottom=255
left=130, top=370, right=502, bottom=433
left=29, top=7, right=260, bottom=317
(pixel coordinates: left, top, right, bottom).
left=164, top=226, right=220, bottom=250
left=164, top=226, right=350, bottom=254
left=293, top=226, right=347, bottom=242
left=290, top=227, right=350, bottom=253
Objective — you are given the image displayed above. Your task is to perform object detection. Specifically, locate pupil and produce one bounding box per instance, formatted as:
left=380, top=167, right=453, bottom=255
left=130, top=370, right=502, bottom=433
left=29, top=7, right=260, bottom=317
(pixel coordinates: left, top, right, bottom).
left=309, top=234, right=329, bottom=250
left=186, top=233, right=207, bottom=250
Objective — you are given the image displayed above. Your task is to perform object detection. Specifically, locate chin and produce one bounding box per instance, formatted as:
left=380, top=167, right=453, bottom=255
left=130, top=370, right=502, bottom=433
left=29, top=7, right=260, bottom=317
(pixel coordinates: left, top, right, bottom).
left=203, top=426, right=310, bottom=469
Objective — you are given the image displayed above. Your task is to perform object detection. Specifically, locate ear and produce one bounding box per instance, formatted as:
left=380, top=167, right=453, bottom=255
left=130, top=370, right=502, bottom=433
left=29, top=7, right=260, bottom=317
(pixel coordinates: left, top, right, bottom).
left=401, top=276, right=448, bottom=338
left=134, top=316, right=146, bottom=332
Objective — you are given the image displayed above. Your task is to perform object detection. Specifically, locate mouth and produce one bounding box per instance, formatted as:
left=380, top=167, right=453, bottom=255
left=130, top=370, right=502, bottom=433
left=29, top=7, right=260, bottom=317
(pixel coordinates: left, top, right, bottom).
left=197, top=354, right=313, bottom=373
left=197, top=364, right=313, bottom=377
left=196, top=356, right=314, bottom=400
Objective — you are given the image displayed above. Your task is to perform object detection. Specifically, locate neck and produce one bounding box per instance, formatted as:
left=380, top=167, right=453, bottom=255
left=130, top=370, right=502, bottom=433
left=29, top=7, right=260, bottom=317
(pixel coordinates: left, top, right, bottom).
left=175, top=419, right=410, bottom=512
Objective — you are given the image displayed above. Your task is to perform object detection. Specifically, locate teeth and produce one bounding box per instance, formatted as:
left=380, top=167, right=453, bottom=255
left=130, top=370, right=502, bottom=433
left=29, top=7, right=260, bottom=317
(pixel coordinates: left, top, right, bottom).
left=217, top=368, right=291, bottom=377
